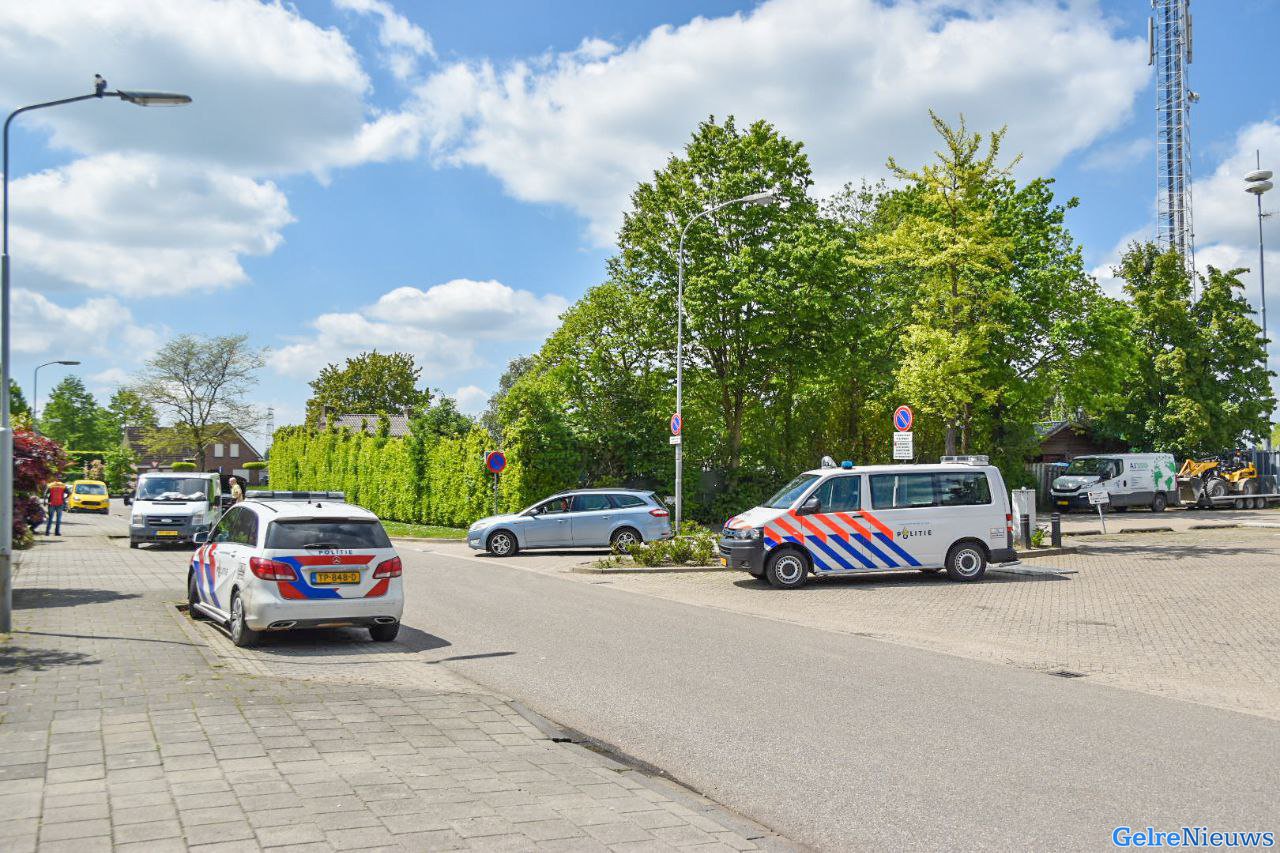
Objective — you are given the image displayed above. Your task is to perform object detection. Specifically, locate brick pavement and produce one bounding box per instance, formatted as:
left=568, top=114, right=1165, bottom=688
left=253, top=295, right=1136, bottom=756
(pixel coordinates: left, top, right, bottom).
left=0, top=509, right=793, bottom=852
left=418, top=529, right=1280, bottom=721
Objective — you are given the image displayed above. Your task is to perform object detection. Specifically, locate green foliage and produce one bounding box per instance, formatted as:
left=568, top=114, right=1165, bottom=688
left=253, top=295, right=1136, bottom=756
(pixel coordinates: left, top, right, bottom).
left=171, top=461, right=197, bottom=471
left=10, top=381, right=29, bottom=418
left=1096, top=244, right=1274, bottom=454
left=39, top=376, right=118, bottom=450
left=624, top=525, right=720, bottom=567
left=305, top=351, right=431, bottom=425
left=107, top=389, right=157, bottom=430
left=243, top=461, right=267, bottom=471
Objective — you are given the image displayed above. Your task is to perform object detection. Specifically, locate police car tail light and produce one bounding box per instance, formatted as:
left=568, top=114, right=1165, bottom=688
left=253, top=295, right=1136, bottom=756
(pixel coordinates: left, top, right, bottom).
left=249, top=557, right=297, bottom=581
left=372, top=556, right=402, bottom=579
left=649, top=508, right=670, bottom=518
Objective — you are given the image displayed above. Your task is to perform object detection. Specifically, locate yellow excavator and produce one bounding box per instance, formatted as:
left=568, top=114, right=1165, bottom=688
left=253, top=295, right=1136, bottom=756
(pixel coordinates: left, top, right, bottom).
left=1177, top=451, right=1261, bottom=508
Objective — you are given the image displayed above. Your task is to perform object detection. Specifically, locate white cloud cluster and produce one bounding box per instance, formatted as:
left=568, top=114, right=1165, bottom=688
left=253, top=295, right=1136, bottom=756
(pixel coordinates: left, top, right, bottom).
left=413, top=0, right=1150, bottom=243
left=13, top=289, right=163, bottom=359
left=271, top=279, right=568, bottom=379
left=334, top=0, right=435, bottom=81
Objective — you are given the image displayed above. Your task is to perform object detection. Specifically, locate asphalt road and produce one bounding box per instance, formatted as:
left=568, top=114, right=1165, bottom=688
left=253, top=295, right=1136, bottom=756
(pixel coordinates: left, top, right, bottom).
left=398, top=548, right=1280, bottom=851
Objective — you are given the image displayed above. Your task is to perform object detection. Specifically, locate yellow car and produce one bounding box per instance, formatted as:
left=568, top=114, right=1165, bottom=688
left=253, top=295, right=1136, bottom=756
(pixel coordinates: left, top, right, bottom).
left=68, top=480, right=111, bottom=514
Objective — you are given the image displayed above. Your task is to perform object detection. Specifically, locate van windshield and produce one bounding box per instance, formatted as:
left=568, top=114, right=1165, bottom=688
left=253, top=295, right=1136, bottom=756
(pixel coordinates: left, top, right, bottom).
left=1063, top=458, right=1119, bottom=478
left=764, top=474, right=820, bottom=509
left=137, top=477, right=209, bottom=502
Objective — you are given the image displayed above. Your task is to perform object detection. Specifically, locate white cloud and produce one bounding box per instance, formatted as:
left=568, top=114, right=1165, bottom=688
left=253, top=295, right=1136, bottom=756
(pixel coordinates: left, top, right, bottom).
left=413, top=0, right=1150, bottom=243
left=0, top=0, right=430, bottom=296
left=334, top=0, right=435, bottom=81
left=452, top=385, right=489, bottom=416
left=270, top=278, right=567, bottom=380
left=1080, top=137, right=1149, bottom=173
left=12, top=289, right=164, bottom=359
left=10, top=153, right=293, bottom=296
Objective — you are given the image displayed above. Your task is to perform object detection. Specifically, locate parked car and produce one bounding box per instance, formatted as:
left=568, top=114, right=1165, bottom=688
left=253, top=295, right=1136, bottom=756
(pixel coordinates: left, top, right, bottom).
left=719, top=456, right=1017, bottom=588
left=130, top=471, right=226, bottom=548
left=468, top=489, right=672, bottom=556
left=67, top=480, right=111, bottom=514
left=188, top=492, right=402, bottom=647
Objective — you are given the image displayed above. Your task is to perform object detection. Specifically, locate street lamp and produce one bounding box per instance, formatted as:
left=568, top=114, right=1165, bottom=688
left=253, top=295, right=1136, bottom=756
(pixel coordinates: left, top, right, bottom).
left=32, top=360, right=80, bottom=423
left=1, top=76, right=191, bottom=632
left=1246, top=155, right=1273, bottom=450
left=674, top=189, right=780, bottom=529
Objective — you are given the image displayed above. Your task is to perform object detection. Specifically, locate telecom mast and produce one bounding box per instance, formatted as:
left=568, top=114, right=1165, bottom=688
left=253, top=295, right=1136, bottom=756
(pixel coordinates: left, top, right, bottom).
left=1149, top=0, right=1196, bottom=275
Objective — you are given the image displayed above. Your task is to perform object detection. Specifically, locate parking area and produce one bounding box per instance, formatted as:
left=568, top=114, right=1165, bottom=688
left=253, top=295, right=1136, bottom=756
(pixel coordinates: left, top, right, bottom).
left=409, top=526, right=1280, bottom=721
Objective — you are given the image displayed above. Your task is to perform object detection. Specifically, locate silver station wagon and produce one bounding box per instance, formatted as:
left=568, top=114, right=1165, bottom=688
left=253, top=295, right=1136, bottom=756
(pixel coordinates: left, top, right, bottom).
left=467, top=489, right=673, bottom=556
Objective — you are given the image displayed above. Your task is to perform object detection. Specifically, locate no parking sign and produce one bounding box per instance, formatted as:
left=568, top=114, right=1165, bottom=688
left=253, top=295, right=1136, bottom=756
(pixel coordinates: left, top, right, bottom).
left=484, top=450, right=507, bottom=474
left=893, top=406, right=913, bottom=432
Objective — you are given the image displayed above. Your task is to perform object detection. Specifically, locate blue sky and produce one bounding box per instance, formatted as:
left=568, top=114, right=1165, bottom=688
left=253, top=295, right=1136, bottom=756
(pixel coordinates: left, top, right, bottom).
left=3, top=0, right=1278, bottom=453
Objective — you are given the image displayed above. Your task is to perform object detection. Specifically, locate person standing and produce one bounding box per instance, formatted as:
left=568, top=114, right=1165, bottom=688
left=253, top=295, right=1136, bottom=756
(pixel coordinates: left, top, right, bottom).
left=230, top=476, right=244, bottom=504
left=45, top=479, right=69, bottom=536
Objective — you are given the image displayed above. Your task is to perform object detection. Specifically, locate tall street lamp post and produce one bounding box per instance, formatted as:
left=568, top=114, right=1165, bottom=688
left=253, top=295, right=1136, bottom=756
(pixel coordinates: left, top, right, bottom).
left=674, top=189, right=779, bottom=529
left=1246, top=155, right=1273, bottom=450
left=32, top=360, right=80, bottom=423
left=1, top=76, right=191, bottom=632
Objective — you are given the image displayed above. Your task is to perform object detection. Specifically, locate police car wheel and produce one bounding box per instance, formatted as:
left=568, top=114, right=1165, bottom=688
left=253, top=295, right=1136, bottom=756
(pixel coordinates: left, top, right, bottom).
left=765, top=550, right=808, bottom=589
left=945, top=542, right=987, bottom=582
left=229, top=593, right=260, bottom=648
left=370, top=622, right=400, bottom=642
left=486, top=530, right=518, bottom=557
left=187, top=573, right=206, bottom=620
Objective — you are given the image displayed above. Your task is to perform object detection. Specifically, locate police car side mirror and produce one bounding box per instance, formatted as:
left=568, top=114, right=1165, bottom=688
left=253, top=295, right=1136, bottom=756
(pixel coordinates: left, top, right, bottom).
left=192, top=531, right=209, bottom=544
left=798, top=497, right=821, bottom=515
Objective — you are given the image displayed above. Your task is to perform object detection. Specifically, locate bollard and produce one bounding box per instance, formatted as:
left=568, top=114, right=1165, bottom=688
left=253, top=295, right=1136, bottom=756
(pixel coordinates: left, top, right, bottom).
left=1020, top=514, right=1032, bottom=550
left=1050, top=512, right=1062, bottom=548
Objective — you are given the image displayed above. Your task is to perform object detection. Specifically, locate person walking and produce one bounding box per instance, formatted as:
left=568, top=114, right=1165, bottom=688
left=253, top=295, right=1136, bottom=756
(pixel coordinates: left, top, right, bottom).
left=230, top=476, right=244, bottom=504
left=45, top=479, right=69, bottom=536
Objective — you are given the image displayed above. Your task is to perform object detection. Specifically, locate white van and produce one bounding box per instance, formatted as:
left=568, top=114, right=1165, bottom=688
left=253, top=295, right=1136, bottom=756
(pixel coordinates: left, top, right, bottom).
left=719, top=457, right=1015, bottom=588
left=1050, top=453, right=1179, bottom=512
left=129, top=471, right=226, bottom=548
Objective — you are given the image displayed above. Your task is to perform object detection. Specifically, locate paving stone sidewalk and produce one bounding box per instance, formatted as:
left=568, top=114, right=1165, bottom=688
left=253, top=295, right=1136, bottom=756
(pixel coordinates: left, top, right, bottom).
left=0, top=513, right=792, bottom=852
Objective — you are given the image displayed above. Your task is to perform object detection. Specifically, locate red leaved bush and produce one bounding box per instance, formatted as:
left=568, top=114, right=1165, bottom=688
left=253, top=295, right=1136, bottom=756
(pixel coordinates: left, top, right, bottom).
left=13, top=429, right=69, bottom=546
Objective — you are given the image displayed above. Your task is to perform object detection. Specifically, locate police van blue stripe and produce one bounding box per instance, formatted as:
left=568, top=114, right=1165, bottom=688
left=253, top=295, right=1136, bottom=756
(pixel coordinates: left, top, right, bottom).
left=845, top=532, right=898, bottom=568
left=874, top=533, right=921, bottom=567
left=808, top=537, right=859, bottom=572
left=825, top=535, right=878, bottom=569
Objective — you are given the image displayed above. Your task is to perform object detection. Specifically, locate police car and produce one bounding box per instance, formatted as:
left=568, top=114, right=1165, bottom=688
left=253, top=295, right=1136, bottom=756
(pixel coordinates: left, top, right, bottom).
left=719, top=456, right=1017, bottom=588
left=187, top=492, right=403, bottom=647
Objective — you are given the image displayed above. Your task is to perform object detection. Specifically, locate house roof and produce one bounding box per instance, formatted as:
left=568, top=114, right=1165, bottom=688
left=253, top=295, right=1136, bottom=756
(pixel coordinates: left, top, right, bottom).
left=324, top=413, right=411, bottom=437
left=1034, top=420, right=1075, bottom=441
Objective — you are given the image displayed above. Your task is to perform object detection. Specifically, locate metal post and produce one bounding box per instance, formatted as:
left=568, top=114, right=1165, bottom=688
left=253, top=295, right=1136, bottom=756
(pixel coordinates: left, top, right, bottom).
left=1257, top=153, right=1270, bottom=451
left=492, top=471, right=499, bottom=517
left=1019, top=514, right=1032, bottom=550
left=1096, top=501, right=1107, bottom=535
left=675, top=228, right=685, bottom=532
left=1050, top=512, right=1062, bottom=548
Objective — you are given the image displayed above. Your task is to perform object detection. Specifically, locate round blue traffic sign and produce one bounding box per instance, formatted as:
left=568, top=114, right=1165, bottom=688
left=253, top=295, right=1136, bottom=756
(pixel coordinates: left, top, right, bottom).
left=893, top=406, right=913, bottom=432
left=485, top=451, right=507, bottom=474
left=670, top=413, right=682, bottom=436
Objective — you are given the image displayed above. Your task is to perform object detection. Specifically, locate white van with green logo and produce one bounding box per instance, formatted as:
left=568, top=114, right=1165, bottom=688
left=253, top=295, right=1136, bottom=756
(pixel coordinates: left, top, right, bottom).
left=1050, top=453, right=1179, bottom=512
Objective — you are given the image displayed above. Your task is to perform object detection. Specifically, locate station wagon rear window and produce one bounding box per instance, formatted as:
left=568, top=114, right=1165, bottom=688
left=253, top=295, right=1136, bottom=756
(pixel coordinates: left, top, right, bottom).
left=611, top=494, right=647, bottom=508
left=870, top=472, right=992, bottom=509
left=265, top=520, right=391, bottom=550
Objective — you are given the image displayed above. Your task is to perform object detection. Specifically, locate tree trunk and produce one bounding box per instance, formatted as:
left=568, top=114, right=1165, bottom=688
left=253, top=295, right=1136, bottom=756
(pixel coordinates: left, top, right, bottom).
left=945, top=426, right=957, bottom=457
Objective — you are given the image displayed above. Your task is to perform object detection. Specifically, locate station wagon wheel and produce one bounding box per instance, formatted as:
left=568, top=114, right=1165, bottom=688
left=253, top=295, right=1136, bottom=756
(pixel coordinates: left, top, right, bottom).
left=486, top=530, right=518, bottom=557
left=945, top=542, right=987, bottom=582
left=228, top=592, right=260, bottom=648
left=610, top=527, right=641, bottom=552
left=765, top=549, right=808, bottom=589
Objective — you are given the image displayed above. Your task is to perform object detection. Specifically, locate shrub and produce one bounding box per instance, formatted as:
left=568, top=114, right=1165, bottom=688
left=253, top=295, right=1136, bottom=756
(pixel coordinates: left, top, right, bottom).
left=243, top=461, right=267, bottom=471
left=171, top=461, right=197, bottom=471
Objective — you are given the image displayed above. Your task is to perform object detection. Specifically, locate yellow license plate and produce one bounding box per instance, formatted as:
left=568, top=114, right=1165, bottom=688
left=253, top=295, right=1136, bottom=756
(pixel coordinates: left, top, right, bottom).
left=720, top=557, right=728, bottom=567
left=156, top=530, right=179, bottom=537
left=312, top=572, right=361, bottom=585
left=1056, top=501, right=1068, bottom=506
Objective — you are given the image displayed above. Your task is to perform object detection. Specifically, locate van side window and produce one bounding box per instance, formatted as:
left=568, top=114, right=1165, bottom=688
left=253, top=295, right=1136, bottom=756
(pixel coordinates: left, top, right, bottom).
left=936, top=473, right=992, bottom=506
left=811, top=476, right=861, bottom=512
left=870, top=473, right=935, bottom=509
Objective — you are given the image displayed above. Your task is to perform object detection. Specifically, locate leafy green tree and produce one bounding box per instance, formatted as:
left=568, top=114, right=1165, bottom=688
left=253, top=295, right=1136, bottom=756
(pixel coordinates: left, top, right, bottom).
left=1101, top=244, right=1273, bottom=453
left=130, top=334, right=266, bottom=469
left=10, top=381, right=28, bottom=418
left=482, top=356, right=534, bottom=442
left=413, top=394, right=473, bottom=441
left=107, top=388, right=157, bottom=430
left=39, top=376, right=116, bottom=449
left=305, top=351, right=430, bottom=424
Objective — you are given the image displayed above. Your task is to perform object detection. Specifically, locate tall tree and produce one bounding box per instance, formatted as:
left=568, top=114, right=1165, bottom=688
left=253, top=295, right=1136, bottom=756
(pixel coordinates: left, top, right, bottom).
left=482, top=356, right=534, bottom=442
left=39, top=376, right=115, bottom=449
left=1102, top=244, right=1273, bottom=453
left=305, top=351, right=430, bottom=424
left=9, top=381, right=28, bottom=418
left=106, top=388, right=158, bottom=430
left=130, top=334, right=267, bottom=469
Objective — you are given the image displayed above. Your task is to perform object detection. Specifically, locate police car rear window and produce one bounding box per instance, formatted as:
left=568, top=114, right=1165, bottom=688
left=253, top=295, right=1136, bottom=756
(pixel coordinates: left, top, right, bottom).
left=870, top=472, right=991, bottom=509
left=265, top=520, right=392, bottom=550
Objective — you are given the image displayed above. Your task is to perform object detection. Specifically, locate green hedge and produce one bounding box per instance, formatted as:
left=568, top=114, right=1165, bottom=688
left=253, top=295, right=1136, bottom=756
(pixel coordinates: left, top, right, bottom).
left=268, top=424, right=580, bottom=527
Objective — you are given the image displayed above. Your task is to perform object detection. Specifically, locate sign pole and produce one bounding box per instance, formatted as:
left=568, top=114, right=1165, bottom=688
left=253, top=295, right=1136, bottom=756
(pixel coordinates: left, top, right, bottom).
left=1097, top=501, right=1106, bottom=535
left=493, top=471, right=499, bottom=516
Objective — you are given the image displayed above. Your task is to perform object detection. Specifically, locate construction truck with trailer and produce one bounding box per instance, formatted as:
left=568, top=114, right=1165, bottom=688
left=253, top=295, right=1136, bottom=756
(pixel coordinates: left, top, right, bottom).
left=1177, top=450, right=1277, bottom=509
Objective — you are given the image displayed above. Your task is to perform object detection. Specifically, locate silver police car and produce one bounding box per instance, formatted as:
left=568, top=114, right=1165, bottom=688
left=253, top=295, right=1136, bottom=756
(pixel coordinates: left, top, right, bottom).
left=468, top=489, right=672, bottom=556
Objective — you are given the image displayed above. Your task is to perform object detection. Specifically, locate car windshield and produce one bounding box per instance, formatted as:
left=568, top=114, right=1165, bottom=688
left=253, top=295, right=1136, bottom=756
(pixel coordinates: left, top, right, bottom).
left=137, top=477, right=209, bottom=501
left=764, top=474, right=821, bottom=509
left=1063, top=458, right=1117, bottom=477
left=265, top=519, right=391, bottom=550
left=74, top=484, right=107, bottom=495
